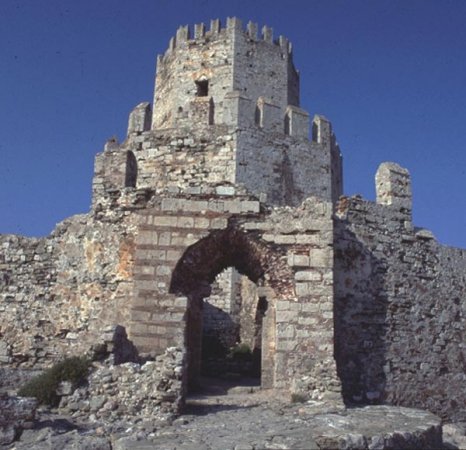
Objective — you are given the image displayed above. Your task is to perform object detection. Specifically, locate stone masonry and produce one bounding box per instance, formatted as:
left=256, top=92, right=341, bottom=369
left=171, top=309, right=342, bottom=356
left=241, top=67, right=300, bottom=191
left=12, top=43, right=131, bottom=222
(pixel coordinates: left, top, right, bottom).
left=1, top=18, right=465, bottom=424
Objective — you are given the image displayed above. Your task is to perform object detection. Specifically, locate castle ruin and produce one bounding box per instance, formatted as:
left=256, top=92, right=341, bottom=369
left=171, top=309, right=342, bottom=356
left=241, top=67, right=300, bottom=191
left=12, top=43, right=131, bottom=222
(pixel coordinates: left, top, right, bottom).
left=1, top=18, right=465, bottom=422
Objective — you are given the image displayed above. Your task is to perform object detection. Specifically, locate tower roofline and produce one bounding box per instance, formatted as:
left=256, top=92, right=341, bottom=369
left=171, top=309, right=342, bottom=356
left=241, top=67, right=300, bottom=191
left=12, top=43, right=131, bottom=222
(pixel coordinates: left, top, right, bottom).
left=159, top=17, right=293, bottom=61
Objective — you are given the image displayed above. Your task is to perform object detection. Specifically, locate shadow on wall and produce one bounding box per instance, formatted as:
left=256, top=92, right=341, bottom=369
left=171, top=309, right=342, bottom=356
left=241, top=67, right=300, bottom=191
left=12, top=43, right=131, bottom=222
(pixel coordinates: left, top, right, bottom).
left=89, top=325, right=140, bottom=365
left=334, top=222, right=389, bottom=406
left=202, top=300, right=238, bottom=352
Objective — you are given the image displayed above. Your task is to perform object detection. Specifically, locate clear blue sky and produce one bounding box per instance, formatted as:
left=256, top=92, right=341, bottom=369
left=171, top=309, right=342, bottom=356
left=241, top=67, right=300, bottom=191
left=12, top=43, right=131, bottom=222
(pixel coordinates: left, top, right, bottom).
left=1, top=0, right=465, bottom=248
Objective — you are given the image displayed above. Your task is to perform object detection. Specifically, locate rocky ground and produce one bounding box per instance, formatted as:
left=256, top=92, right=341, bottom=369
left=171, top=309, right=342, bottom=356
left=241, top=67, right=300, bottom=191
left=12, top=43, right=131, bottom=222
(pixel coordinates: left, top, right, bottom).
left=3, top=377, right=465, bottom=450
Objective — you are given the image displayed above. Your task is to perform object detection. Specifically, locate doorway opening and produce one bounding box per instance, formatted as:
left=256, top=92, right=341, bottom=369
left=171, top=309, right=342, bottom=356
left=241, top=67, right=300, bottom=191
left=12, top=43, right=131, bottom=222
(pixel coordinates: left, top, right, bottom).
left=169, top=228, right=281, bottom=393
left=201, top=268, right=268, bottom=387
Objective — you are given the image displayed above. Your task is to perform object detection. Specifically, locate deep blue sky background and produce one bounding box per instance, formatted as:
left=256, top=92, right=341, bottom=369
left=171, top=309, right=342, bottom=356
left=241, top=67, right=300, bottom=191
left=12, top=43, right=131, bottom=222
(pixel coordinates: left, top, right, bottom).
left=1, top=0, right=465, bottom=248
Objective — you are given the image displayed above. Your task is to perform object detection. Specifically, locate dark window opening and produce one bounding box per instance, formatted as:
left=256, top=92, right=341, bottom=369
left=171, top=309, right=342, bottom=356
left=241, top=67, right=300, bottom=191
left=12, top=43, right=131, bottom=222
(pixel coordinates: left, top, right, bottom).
left=284, top=113, right=291, bottom=135
left=125, top=151, right=137, bottom=188
left=255, top=105, right=262, bottom=127
left=312, top=121, right=319, bottom=142
left=195, top=79, right=209, bottom=97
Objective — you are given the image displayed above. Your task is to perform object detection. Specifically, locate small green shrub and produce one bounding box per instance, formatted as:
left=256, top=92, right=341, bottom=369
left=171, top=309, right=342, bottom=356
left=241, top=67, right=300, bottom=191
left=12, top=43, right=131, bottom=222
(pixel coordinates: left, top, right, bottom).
left=18, top=356, right=90, bottom=406
left=228, top=343, right=252, bottom=361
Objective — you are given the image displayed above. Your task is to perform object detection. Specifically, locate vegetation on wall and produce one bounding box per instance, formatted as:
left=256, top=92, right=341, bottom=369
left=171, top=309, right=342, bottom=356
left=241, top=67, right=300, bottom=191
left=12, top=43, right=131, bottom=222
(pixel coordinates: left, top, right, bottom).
left=18, top=356, right=90, bottom=406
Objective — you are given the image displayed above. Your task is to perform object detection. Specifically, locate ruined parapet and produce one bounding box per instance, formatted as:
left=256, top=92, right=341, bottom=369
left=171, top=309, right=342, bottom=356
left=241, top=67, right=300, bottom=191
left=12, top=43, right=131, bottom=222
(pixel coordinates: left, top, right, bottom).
left=311, top=114, right=343, bottom=202
left=127, top=102, right=152, bottom=135
left=255, top=97, right=282, bottom=132
left=312, top=114, right=332, bottom=145
left=376, top=162, right=412, bottom=218
left=284, top=105, right=309, bottom=138
left=92, top=137, right=138, bottom=207
left=163, top=18, right=292, bottom=55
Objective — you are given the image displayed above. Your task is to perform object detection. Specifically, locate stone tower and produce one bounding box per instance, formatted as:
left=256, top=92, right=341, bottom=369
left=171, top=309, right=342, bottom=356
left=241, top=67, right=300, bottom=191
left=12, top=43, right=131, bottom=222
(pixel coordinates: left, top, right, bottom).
left=89, top=17, right=343, bottom=397
left=92, top=17, right=343, bottom=209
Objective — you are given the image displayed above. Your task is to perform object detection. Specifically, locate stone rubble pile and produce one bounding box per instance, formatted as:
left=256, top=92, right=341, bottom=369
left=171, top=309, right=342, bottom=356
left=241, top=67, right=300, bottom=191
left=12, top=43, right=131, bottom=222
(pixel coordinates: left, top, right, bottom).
left=58, top=347, right=185, bottom=430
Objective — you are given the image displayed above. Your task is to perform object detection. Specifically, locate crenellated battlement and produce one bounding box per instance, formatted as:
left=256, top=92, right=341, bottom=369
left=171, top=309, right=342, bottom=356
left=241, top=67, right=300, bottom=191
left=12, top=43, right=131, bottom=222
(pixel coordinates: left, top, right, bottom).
left=152, top=18, right=299, bottom=133
left=160, top=17, right=292, bottom=59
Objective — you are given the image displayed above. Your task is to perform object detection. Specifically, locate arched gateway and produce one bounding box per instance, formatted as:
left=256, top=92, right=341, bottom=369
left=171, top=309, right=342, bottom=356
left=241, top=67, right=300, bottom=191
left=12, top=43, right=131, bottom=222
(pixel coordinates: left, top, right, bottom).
left=169, top=227, right=288, bottom=389
left=128, top=194, right=342, bottom=404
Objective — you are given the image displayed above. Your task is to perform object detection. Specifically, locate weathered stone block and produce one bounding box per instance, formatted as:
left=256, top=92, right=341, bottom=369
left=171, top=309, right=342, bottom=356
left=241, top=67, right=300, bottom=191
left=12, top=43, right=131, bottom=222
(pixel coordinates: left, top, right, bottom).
left=215, top=185, right=235, bottom=196
left=288, top=254, right=310, bottom=267
left=295, top=270, right=322, bottom=281
left=211, top=218, right=228, bottom=229
left=274, top=235, right=296, bottom=245
left=309, top=248, right=332, bottom=267
left=177, top=217, right=194, bottom=228
left=152, top=216, right=176, bottom=227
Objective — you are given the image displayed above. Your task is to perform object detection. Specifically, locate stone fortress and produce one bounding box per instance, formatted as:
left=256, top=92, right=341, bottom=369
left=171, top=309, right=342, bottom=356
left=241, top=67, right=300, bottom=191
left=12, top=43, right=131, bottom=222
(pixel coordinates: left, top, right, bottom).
left=1, top=17, right=465, bottom=424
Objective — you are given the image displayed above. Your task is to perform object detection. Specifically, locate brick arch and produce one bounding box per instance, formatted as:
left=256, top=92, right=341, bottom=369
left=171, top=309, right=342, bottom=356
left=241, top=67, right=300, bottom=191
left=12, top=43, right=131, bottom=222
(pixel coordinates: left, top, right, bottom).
left=169, top=227, right=294, bottom=389
left=169, top=227, right=294, bottom=299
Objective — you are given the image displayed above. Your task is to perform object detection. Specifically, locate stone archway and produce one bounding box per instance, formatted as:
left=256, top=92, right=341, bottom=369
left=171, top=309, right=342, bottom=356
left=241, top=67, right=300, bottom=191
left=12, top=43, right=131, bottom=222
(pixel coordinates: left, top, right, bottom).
left=169, top=227, right=291, bottom=390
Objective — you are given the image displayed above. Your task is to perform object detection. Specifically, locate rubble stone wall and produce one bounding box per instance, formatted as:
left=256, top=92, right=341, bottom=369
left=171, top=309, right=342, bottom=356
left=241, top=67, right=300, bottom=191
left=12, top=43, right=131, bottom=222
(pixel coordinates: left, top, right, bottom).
left=236, top=126, right=335, bottom=206
left=59, top=347, right=185, bottom=425
left=93, top=127, right=237, bottom=204
left=335, top=194, right=466, bottom=421
left=0, top=213, right=137, bottom=369
left=94, top=119, right=341, bottom=211
left=0, top=234, right=55, bottom=366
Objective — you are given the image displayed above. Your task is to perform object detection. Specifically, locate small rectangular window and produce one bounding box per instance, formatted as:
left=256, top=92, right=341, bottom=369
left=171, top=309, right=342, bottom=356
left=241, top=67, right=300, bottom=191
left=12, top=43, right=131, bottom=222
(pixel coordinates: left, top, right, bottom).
left=195, top=79, right=209, bottom=97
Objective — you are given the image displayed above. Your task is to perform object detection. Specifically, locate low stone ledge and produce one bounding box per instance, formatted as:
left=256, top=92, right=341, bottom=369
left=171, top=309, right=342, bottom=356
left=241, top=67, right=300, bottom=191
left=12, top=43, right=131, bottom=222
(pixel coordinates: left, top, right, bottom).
left=298, top=404, right=442, bottom=450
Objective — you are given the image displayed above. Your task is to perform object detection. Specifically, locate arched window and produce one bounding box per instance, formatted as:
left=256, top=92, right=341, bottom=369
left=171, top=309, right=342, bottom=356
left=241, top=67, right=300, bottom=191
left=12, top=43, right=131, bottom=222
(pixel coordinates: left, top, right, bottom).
left=125, top=151, right=137, bottom=188
left=255, top=105, right=262, bottom=127
left=284, top=111, right=291, bottom=135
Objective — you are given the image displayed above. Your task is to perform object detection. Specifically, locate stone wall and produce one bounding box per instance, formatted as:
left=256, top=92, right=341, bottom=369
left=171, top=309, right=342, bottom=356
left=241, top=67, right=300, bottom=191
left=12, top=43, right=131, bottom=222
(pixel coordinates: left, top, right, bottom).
left=0, top=234, right=55, bottom=366
left=0, top=212, right=137, bottom=369
left=152, top=21, right=234, bottom=129
left=93, top=119, right=341, bottom=211
left=334, top=165, right=466, bottom=421
left=235, top=121, right=338, bottom=206
left=203, top=268, right=240, bottom=350
left=93, top=127, right=237, bottom=206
